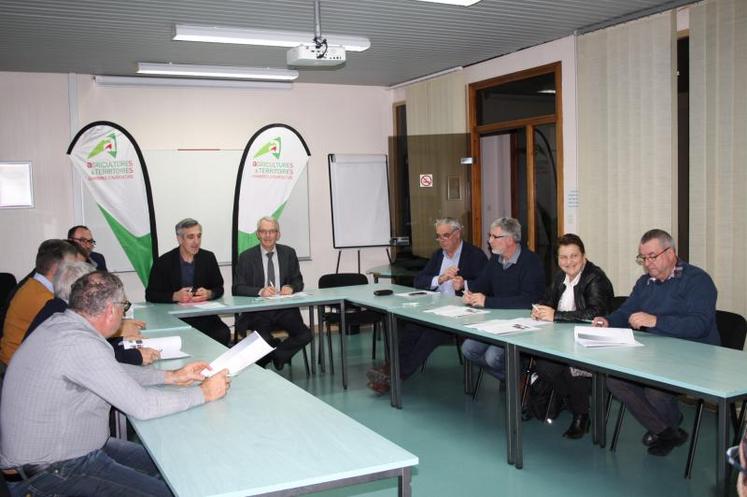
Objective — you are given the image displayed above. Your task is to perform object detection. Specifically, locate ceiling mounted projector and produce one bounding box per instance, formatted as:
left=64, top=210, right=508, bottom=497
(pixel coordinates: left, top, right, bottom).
left=287, top=44, right=345, bottom=67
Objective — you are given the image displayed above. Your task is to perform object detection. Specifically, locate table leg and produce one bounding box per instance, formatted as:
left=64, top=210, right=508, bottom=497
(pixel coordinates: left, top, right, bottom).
left=505, top=343, right=521, bottom=467
left=114, top=409, right=127, bottom=440
left=308, top=307, right=316, bottom=375
left=717, top=399, right=729, bottom=496
left=398, top=466, right=412, bottom=497
left=340, top=300, right=348, bottom=390
left=388, top=312, right=402, bottom=409
left=316, top=305, right=326, bottom=374
left=591, top=372, right=607, bottom=447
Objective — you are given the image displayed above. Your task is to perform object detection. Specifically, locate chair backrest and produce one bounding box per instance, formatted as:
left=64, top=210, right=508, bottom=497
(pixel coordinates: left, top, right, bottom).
left=318, top=273, right=369, bottom=289
left=609, top=296, right=627, bottom=313
left=0, top=273, right=17, bottom=308
left=716, top=310, right=747, bottom=351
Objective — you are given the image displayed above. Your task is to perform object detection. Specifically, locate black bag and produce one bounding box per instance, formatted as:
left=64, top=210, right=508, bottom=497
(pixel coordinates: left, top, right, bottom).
left=523, top=374, right=564, bottom=421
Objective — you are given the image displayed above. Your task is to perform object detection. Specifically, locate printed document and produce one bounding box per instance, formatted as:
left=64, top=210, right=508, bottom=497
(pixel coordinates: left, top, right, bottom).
left=574, top=326, right=643, bottom=348
left=122, top=336, right=189, bottom=360
left=201, top=331, right=275, bottom=377
left=423, top=305, right=489, bottom=317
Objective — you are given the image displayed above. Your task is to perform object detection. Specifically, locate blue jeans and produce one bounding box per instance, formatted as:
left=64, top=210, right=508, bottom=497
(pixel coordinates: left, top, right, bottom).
left=461, top=339, right=505, bottom=380
left=8, top=438, right=172, bottom=497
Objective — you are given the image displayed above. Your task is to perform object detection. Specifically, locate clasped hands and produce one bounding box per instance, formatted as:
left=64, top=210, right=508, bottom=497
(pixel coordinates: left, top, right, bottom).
left=259, top=285, right=294, bottom=297
left=165, top=362, right=231, bottom=402
left=174, top=287, right=212, bottom=303
left=438, top=266, right=465, bottom=291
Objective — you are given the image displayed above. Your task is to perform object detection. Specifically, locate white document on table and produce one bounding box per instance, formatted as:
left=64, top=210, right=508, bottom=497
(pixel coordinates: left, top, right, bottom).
left=395, top=290, right=438, bottom=297
left=466, top=318, right=546, bottom=335
left=423, top=305, right=489, bottom=317
left=122, top=336, right=190, bottom=360
left=574, top=326, right=644, bottom=348
left=201, top=331, right=275, bottom=377
left=263, top=292, right=309, bottom=300
left=177, top=301, right=226, bottom=310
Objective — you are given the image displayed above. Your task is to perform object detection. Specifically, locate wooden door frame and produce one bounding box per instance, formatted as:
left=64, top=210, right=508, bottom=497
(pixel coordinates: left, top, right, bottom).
left=468, top=62, right=564, bottom=250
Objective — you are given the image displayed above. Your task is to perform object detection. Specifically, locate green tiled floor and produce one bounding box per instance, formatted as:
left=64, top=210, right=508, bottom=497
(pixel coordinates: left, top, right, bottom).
left=278, top=330, right=735, bottom=497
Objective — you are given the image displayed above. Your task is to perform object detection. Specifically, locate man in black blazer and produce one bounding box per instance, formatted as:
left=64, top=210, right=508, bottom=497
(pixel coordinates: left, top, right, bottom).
left=367, top=218, right=488, bottom=393
left=232, top=216, right=312, bottom=370
left=145, top=218, right=231, bottom=345
left=67, top=225, right=107, bottom=271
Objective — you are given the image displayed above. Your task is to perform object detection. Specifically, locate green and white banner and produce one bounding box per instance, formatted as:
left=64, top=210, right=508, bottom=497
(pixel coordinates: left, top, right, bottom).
left=232, top=124, right=310, bottom=267
left=67, top=122, right=158, bottom=285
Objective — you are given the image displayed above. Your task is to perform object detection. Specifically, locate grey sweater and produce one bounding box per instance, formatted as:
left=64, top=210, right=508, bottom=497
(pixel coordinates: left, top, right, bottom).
left=0, top=309, right=204, bottom=467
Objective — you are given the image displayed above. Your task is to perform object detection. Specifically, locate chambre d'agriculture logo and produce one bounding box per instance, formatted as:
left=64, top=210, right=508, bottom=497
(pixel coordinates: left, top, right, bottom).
left=84, top=132, right=134, bottom=180
left=251, top=137, right=294, bottom=179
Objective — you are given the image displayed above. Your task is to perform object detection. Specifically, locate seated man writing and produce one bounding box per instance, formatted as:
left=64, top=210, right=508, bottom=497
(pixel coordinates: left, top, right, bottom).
left=594, top=229, right=719, bottom=456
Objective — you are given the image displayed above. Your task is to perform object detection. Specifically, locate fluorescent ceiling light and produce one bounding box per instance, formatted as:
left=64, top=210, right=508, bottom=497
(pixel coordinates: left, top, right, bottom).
left=94, top=75, right=293, bottom=89
left=174, top=24, right=371, bottom=52
left=415, top=0, right=482, bottom=5
left=137, top=63, right=298, bottom=81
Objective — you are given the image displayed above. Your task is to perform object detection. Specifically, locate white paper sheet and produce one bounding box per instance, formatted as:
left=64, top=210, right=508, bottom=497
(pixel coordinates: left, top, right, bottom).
left=573, top=326, right=644, bottom=348
left=177, top=301, right=226, bottom=310
left=201, top=331, right=275, bottom=377
left=395, top=290, right=438, bottom=297
left=466, top=318, right=546, bottom=335
left=423, top=305, right=489, bottom=317
left=122, top=336, right=190, bottom=360
left=263, top=292, right=309, bottom=300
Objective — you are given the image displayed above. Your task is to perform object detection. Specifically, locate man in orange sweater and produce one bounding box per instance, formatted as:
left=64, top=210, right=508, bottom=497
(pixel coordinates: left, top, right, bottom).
left=0, top=239, right=77, bottom=370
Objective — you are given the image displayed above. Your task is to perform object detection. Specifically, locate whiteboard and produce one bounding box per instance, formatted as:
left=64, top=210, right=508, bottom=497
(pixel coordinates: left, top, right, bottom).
left=328, top=154, right=391, bottom=249
left=82, top=149, right=310, bottom=272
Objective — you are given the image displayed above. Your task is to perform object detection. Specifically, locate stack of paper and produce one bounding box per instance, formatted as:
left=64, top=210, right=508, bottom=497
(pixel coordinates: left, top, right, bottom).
left=574, top=326, right=643, bottom=348
left=201, top=331, right=275, bottom=377
left=466, top=318, right=551, bottom=335
left=122, top=336, right=189, bottom=360
left=423, top=305, right=489, bottom=318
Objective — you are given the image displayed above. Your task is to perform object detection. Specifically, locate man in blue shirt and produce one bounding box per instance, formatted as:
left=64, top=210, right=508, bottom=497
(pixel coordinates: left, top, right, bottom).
left=460, top=217, right=545, bottom=382
left=594, top=228, right=719, bottom=456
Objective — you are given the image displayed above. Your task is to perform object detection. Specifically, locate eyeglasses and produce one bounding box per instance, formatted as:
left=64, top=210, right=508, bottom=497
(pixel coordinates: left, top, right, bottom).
left=70, top=237, right=96, bottom=246
left=727, top=444, right=747, bottom=476
left=488, top=233, right=510, bottom=241
left=635, top=247, right=671, bottom=265
left=257, top=230, right=278, bottom=236
left=116, top=300, right=132, bottom=313
left=434, top=230, right=458, bottom=241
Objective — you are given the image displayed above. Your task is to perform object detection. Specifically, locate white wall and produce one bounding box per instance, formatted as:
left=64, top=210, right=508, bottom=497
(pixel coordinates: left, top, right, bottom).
left=0, top=72, right=73, bottom=278
left=0, top=72, right=394, bottom=302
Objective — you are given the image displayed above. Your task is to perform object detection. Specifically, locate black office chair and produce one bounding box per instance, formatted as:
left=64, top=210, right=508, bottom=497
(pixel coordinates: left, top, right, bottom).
left=609, top=310, right=747, bottom=479
left=0, top=272, right=18, bottom=339
left=317, top=273, right=385, bottom=373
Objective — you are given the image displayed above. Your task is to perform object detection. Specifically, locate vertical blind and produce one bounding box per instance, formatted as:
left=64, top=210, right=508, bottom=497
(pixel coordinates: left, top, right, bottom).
left=689, top=0, right=747, bottom=317
left=577, top=11, right=677, bottom=295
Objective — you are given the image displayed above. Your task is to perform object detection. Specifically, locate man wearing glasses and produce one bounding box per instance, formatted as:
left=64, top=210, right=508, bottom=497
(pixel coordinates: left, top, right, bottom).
left=0, top=271, right=229, bottom=497
left=460, top=217, right=545, bottom=382
left=594, top=228, right=719, bottom=456
left=233, top=216, right=311, bottom=370
left=67, top=225, right=107, bottom=271
left=367, top=218, right=487, bottom=393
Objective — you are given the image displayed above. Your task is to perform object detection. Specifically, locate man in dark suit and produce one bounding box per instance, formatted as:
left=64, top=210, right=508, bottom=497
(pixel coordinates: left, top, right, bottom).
left=67, top=225, right=107, bottom=271
left=233, top=216, right=312, bottom=370
left=145, top=218, right=231, bottom=345
left=367, top=218, right=488, bottom=394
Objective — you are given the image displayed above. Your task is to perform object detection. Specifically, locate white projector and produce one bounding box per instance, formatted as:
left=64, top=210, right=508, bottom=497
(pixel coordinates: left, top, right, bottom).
left=287, top=44, right=346, bottom=67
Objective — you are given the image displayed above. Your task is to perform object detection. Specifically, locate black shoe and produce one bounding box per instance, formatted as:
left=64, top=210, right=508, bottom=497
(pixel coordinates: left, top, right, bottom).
left=563, top=414, right=590, bottom=439
left=273, top=357, right=285, bottom=371
left=647, top=428, right=688, bottom=456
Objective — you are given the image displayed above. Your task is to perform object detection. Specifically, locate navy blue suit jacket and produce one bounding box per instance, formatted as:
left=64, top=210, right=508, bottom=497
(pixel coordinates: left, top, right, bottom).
left=413, top=241, right=488, bottom=295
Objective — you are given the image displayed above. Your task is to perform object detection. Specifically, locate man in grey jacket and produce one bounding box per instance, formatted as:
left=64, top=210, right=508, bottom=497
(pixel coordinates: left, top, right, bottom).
left=0, top=271, right=230, bottom=497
